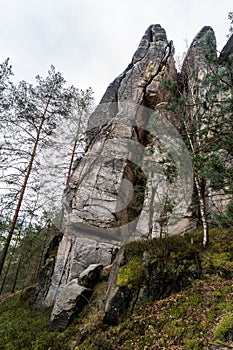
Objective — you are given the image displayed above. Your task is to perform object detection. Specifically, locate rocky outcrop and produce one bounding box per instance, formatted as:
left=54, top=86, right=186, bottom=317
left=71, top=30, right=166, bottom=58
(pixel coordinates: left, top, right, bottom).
left=50, top=279, right=91, bottom=331
left=78, top=263, right=103, bottom=288
left=30, top=231, right=63, bottom=307
left=34, top=24, right=232, bottom=330
left=49, top=264, right=106, bottom=330
left=43, top=237, right=115, bottom=307
left=103, top=235, right=201, bottom=325
left=40, top=24, right=194, bottom=314
left=62, top=24, right=193, bottom=244
left=182, top=27, right=232, bottom=225
left=181, top=26, right=216, bottom=89
left=219, top=33, right=233, bottom=61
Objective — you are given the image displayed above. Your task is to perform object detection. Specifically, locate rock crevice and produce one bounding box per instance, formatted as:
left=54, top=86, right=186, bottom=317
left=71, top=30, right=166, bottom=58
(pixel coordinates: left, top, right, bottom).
left=32, top=24, right=233, bottom=331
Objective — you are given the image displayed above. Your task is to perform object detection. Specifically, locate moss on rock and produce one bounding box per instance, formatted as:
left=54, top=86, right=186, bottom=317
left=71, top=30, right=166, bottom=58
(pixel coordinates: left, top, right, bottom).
left=117, top=258, right=146, bottom=290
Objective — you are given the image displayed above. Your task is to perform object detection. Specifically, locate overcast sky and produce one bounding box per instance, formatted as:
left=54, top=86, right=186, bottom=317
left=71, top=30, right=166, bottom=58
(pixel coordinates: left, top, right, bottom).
left=1, top=0, right=232, bottom=103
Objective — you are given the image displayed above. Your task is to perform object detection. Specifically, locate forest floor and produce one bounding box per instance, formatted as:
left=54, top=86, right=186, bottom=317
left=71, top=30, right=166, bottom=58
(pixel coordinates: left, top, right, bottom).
left=0, top=228, right=233, bottom=350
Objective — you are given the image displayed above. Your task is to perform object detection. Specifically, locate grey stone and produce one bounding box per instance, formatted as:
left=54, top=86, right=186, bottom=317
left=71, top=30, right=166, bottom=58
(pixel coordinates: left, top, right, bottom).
left=40, top=24, right=193, bottom=312
left=30, top=232, right=63, bottom=307
left=50, top=279, right=91, bottom=331
left=181, top=26, right=232, bottom=223
left=181, top=26, right=216, bottom=79
left=37, top=24, right=232, bottom=320
left=219, top=33, right=233, bottom=61
left=78, top=263, right=103, bottom=288
left=44, top=236, right=115, bottom=307
left=103, top=240, right=201, bottom=325
left=64, top=23, right=189, bottom=244
left=103, top=250, right=129, bottom=325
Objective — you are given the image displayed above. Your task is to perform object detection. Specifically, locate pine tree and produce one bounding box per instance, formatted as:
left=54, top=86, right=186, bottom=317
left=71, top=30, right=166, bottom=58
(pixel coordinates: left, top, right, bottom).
left=0, top=65, right=82, bottom=276
left=38, top=87, right=94, bottom=230
left=165, top=28, right=233, bottom=246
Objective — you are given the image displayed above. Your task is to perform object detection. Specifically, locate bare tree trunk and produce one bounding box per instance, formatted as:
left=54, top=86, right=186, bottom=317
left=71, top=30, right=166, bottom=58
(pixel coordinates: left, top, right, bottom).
left=0, top=237, right=20, bottom=294
left=11, top=253, right=23, bottom=293
left=194, top=175, right=209, bottom=246
left=0, top=254, right=13, bottom=294
left=0, top=98, right=51, bottom=277
left=60, top=113, right=82, bottom=228
left=0, top=220, right=25, bottom=293
left=65, top=108, right=83, bottom=187
left=183, top=120, right=209, bottom=247
left=55, top=137, right=78, bottom=230
left=65, top=139, right=78, bottom=187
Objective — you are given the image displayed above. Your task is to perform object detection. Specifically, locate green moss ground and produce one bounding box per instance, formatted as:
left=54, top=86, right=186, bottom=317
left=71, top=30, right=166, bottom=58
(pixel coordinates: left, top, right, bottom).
left=0, top=228, right=233, bottom=350
left=0, top=290, right=76, bottom=350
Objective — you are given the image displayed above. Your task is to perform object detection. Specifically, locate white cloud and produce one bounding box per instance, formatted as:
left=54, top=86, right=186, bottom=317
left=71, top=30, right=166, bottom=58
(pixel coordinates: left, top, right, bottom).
left=0, top=0, right=231, bottom=103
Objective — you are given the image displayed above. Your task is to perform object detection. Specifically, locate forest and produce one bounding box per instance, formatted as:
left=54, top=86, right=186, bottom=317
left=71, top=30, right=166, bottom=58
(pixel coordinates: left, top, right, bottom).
left=0, top=62, right=94, bottom=293
left=0, top=11, right=233, bottom=350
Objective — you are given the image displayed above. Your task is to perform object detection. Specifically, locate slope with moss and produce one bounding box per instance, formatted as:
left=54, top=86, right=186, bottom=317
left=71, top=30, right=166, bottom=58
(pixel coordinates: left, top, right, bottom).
left=0, top=228, right=233, bottom=350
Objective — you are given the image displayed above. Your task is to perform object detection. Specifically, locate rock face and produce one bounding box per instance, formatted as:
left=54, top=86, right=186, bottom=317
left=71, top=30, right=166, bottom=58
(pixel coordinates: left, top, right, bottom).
left=43, top=237, right=115, bottom=307
left=181, top=26, right=232, bottom=223
left=181, top=26, right=216, bottom=83
left=63, top=24, right=187, bottom=239
left=50, top=279, right=91, bottom=331
left=49, top=264, right=106, bottom=330
left=78, top=263, right=103, bottom=288
left=35, top=24, right=232, bottom=329
left=103, top=236, right=201, bottom=325
left=62, top=23, right=193, bottom=244
left=219, top=33, right=233, bottom=61
left=30, top=232, right=63, bottom=307
left=41, top=24, right=192, bottom=311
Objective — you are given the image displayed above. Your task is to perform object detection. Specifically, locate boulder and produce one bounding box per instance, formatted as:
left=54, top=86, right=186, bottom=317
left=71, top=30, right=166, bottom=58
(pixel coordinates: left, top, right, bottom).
left=78, top=263, right=103, bottom=288
left=104, top=236, right=201, bottom=325
left=44, top=236, right=115, bottom=307
left=50, top=279, right=91, bottom=331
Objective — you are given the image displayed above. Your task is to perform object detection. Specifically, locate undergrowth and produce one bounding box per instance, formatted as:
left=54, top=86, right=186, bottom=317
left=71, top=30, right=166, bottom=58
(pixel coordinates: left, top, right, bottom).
left=0, top=228, right=232, bottom=349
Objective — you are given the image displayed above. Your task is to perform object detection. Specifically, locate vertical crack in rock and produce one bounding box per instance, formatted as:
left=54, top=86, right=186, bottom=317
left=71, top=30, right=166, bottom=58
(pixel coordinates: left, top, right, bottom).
left=39, top=24, right=180, bottom=309
left=37, top=25, right=194, bottom=319
left=33, top=24, right=233, bottom=331
left=42, top=24, right=178, bottom=309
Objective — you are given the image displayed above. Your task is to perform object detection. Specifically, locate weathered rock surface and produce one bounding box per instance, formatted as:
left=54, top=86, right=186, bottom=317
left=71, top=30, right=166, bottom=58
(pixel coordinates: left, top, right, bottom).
left=219, top=33, right=233, bottom=61
left=35, top=24, right=232, bottom=328
left=43, top=237, right=115, bottom=306
left=181, top=26, right=217, bottom=92
left=30, top=232, right=63, bottom=307
left=103, top=236, right=201, bottom=325
left=63, top=23, right=192, bottom=244
left=78, top=263, right=103, bottom=288
left=103, top=251, right=130, bottom=325
left=50, top=278, right=91, bottom=331
left=42, top=24, right=190, bottom=311
left=182, top=26, right=232, bottom=222
left=65, top=24, right=176, bottom=233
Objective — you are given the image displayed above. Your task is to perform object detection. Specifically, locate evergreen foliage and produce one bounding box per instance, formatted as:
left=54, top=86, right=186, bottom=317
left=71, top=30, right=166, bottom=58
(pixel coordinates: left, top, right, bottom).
left=163, top=26, right=233, bottom=245
left=0, top=60, right=93, bottom=288
left=0, top=228, right=233, bottom=349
